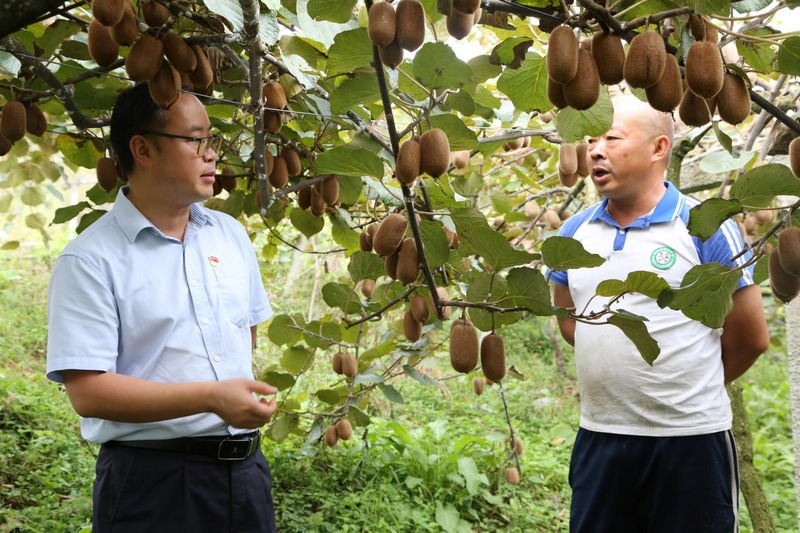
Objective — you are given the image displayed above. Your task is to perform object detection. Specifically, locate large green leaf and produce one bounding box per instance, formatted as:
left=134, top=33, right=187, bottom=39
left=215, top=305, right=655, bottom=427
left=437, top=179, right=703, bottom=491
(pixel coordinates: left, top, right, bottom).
left=412, top=42, right=473, bottom=92
left=687, top=198, right=743, bottom=241
left=56, top=135, right=103, bottom=169
left=451, top=208, right=537, bottom=270
left=330, top=75, right=381, bottom=115
left=427, top=114, right=479, bottom=151
left=327, top=28, right=373, bottom=76
left=555, top=90, right=613, bottom=142
left=657, top=263, right=741, bottom=329
left=738, top=28, right=778, bottom=74
left=289, top=207, right=325, bottom=238
left=348, top=251, right=385, bottom=282
left=303, top=320, right=342, bottom=349
left=596, top=271, right=670, bottom=300
left=280, top=345, right=315, bottom=374
left=489, top=37, right=534, bottom=68
left=729, top=163, right=800, bottom=209
left=606, top=314, right=661, bottom=365
left=503, top=266, right=556, bottom=316
left=315, top=146, right=385, bottom=178
left=307, top=0, right=358, bottom=23
left=466, top=271, right=521, bottom=331
left=418, top=220, right=450, bottom=269
left=776, top=36, right=800, bottom=76
left=687, top=0, right=731, bottom=15
left=268, top=314, right=303, bottom=346
left=262, top=371, right=296, bottom=391
left=322, top=282, right=361, bottom=314
left=699, top=150, right=755, bottom=174
left=541, top=236, right=606, bottom=272
left=496, top=54, right=550, bottom=113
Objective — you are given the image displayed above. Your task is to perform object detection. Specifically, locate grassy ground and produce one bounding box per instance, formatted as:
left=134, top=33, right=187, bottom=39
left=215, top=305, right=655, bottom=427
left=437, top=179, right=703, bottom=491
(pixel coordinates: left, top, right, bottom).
left=0, top=251, right=796, bottom=532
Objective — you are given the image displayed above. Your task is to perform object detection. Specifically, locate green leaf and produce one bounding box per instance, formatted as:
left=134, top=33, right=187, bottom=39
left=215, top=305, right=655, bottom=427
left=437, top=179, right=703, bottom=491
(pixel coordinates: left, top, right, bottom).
left=1, top=240, right=20, bottom=250
left=360, top=338, right=397, bottom=365
left=687, top=198, right=743, bottom=241
left=457, top=457, right=487, bottom=496
left=731, top=0, right=772, bottom=13
left=330, top=75, right=381, bottom=115
left=489, top=37, right=534, bottom=67
left=418, top=220, right=450, bottom=269
left=0, top=51, right=21, bottom=76
left=412, top=42, right=473, bottom=92
left=606, top=314, right=661, bottom=365
left=330, top=212, right=360, bottom=250
left=698, top=149, right=755, bottom=174
left=280, top=345, right=315, bottom=374
left=427, top=114, right=479, bottom=152
left=327, top=28, right=373, bottom=76
left=504, top=266, right=557, bottom=316
left=316, top=146, right=385, bottom=178
left=20, top=186, right=45, bottom=206
left=289, top=207, right=325, bottom=238
left=267, top=413, right=299, bottom=442
left=555, top=89, right=613, bottom=142
left=403, top=364, right=438, bottom=386
left=25, top=213, right=48, bottom=230
left=467, top=272, right=516, bottom=331
left=219, top=189, right=245, bottom=218
left=348, top=251, right=385, bottom=282
left=737, top=28, right=778, bottom=74
left=596, top=271, right=670, bottom=300
left=262, top=371, right=296, bottom=391
left=56, top=134, right=103, bottom=169
left=496, top=54, right=550, bottom=113
left=729, top=163, right=800, bottom=209
left=203, top=0, right=245, bottom=31
left=268, top=314, right=303, bottom=346
left=337, top=175, right=363, bottom=206
left=377, top=382, right=404, bottom=403
left=303, top=320, right=342, bottom=349
left=322, top=282, right=361, bottom=314
left=307, top=0, right=357, bottom=22
left=688, top=0, right=732, bottom=15
left=541, top=236, right=606, bottom=271
left=451, top=208, right=537, bottom=270
left=76, top=210, right=106, bottom=233
left=776, top=36, right=800, bottom=76
left=317, top=387, right=347, bottom=405
left=657, top=263, right=741, bottom=329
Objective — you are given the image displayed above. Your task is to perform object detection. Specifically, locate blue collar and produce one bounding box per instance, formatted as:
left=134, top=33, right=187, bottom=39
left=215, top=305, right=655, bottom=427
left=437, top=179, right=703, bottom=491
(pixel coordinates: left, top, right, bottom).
left=113, top=186, right=211, bottom=242
left=589, top=182, right=683, bottom=229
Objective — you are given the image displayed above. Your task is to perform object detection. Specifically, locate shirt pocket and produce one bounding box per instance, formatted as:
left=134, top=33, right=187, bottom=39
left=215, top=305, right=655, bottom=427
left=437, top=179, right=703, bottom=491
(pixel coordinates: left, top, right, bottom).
left=212, top=266, right=249, bottom=328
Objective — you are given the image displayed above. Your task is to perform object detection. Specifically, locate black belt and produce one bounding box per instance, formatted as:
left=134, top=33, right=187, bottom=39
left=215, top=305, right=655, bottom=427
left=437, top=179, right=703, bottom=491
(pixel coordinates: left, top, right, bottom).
left=107, top=431, right=261, bottom=461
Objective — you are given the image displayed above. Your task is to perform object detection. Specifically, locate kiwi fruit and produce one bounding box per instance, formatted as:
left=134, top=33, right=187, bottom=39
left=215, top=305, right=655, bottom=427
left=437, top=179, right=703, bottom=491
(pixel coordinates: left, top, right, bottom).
left=282, top=146, right=302, bottom=176
left=396, top=0, right=425, bottom=52
left=644, top=53, right=682, bottom=113
left=624, top=30, right=666, bottom=89
left=403, top=310, right=422, bottom=342
left=320, top=176, right=340, bottom=206
left=472, top=376, right=485, bottom=396
left=575, top=142, right=590, bottom=177
left=544, top=209, right=562, bottom=229
left=24, top=104, right=47, bottom=136
left=359, top=230, right=373, bottom=252
left=450, top=318, right=479, bottom=373
left=503, top=137, right=524, bottom=151
left=1, top=101, right=26, bottom=144
left=188, top=45, right=213, bottom=90
left=264, top=110, right=282, bottom=134
left=547, top=26, right=579, bottom=84
left=510, top=435, right=524, bottom=456
left=410, top=293, right=430, bottom=322
left=769, top=248, right=800, bottom=303
left=92, top=0, right=125, bottom=26
left=547, top=78, right=568, bottom=110
left=559, top=142, right=578, bottom=175
left=96, top=156, right=119, bottom=192
left=717, top=72, right=750, bottom=125
left=340, top=352, right=358, bottom=378
left=373, top=213, right=408, bottom=257
left=396, top=237, right=420, bottom=283
left=778, top=227, right=800, bottom=277
left=480, top=332, right=506, bottom=383
left=335, top=419, right=353, bottom=440
left=591, top=32, right=625, bottom=85
left=524, top=200, right=540, bottom=218
left=142, top=0, right=170, bottom=27
left=368, top=1, right=396, bottom=47
left=294, top=185, right=310, bottom=211
left=379, top=38, right=404, bottom=69
left=264, top=80, right=288, bottom=110
left=689, top=14, right=719, bottom=43
left=149, top=60, right=181, bottom=109
left=559, top=169, right=577, bottom=189
left=685, top=41, right=723, bottom=99
left=332, top=352, right=344, bottom=375
left=324, top=424, right=339, bottom=447
left=0, top=134, right=11, bottom=157
left=790, top=138, right=800, bottom=179
left=504, top=466, right=520, bottom=485
left=452, top=150, right=470, bottom=169
left=162, top=32, right=197, bottom=75
left=563, top=49, right=600, bottom=110
left=110, top=4, right=138, bottom=46
left=384, top=247, right=400, bottom=279
left=419, top=128, right=450, bottom=178
left=125, top=34, right=163, bottom=82
left=435, top=286, right=452, bottom=319
left=396, top=138, right=421, bottom=185
left=310, top=185, right=327, bottom=217
left=446, top=9, right=474, bottom=40
left=219, top=167, right=237, bottom=192
left=753, top=209, right=773, bottom=225
left=453, top=0, right=481, bottom=13
left=88, top=18, right=120, bottom=69
left=678, top=87, right=714, bottom=127
left=360, top=278, right=376, bottom=298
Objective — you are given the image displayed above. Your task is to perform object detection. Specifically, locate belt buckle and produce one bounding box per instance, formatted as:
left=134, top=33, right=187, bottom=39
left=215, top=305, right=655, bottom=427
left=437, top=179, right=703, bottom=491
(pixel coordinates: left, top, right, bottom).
left=217, top=436, right=253, bottom=461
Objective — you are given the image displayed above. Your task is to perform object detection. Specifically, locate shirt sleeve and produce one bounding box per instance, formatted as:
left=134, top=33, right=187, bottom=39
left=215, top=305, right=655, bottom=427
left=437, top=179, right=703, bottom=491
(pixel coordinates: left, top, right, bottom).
left=696, top=217, right=755, bottom=288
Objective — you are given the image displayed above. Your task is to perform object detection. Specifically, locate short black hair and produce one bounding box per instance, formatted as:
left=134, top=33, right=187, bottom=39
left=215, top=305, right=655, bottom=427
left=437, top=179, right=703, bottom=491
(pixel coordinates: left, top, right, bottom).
left=109, top=83, right=167, bottom=178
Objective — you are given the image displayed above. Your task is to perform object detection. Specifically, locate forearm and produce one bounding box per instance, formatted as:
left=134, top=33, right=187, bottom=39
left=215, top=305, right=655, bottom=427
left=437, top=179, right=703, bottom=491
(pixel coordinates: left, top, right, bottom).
left=720, top=285, right=770, bottom=383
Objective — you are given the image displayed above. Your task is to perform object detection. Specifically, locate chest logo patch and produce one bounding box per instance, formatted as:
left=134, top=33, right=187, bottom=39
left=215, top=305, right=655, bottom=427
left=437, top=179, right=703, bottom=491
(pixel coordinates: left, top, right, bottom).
left=208, top=255, right=220, bottom=267
left=650, top=246, right=676, bottom=270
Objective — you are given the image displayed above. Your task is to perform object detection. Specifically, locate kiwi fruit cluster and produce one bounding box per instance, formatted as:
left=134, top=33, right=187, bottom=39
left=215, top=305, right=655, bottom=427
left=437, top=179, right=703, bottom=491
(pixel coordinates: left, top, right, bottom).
left=0, top=100, right=49, bottom=156
left=263, top=80, right=289, bottom=134
left=445, top=1, right=482, bottom=41
left=332, top=351, right=358, bottom=378
left=296, top=176, right=339, bottom=217
left=369, top=0, right=426, bottom=69
left=322, top=418, right=354, bottom=448
left=769, top=238, right=800, bottom=304
left=546, top=26, right=599, bottom=111
left=394, top=128, right=451, bottom=184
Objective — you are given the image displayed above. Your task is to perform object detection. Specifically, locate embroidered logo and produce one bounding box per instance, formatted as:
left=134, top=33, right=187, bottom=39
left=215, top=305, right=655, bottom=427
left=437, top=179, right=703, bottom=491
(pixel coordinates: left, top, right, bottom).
left=209, top=256, right=220, bottom=267
left=650, top=246, right=676, bottom=270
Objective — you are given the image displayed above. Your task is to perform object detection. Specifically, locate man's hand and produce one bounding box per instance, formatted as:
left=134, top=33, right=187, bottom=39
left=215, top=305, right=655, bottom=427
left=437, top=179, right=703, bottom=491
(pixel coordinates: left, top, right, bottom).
left=209, top=379, right=278, bottom=429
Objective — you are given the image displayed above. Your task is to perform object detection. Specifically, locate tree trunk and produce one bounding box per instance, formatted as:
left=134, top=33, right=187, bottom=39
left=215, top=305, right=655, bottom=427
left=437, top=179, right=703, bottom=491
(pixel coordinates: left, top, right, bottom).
left=729, top=381, right=776, bottom=532
left=786, top=298, right=800, bottom=524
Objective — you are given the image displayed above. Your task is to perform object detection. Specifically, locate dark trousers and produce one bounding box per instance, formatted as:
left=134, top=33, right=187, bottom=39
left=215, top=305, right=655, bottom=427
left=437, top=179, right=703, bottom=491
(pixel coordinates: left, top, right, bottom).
left=569, top=428, right=739, bottom=533
left=93, top=443, right=276, bottom=532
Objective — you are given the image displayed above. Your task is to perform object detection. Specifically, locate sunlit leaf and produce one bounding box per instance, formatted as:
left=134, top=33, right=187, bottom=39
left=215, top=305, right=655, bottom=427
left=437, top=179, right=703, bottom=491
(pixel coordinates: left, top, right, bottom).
left=555, top=89, right=613, bottom=142
left=330, top=75, right=381, bottom=115
left=290, top=207, right=325, bottom=238
left=316, top=146, right=385, bottom=178
left=268, top=314, right=303, bottom=346
left=412, top=42, right=473, bottom=91
left=327, top=28, right=373, bottom=76
left=541, top=236, right=606, bottom=271
left=307, top=0, right=357, bottom=22
left=262, top=371, right=296, bottom=391
left=497, top=54, right=550, bottom=113
left=729, top=163, right=800, bottom=209
left=596, top=271, right=670, bottom=299
left=776, top=36, right=800, bottom=75
left=280, top=345, right=315, bottom=374
left=322, top=282, right=361, bottom=314
left=348, top=251, right=385, bottom=282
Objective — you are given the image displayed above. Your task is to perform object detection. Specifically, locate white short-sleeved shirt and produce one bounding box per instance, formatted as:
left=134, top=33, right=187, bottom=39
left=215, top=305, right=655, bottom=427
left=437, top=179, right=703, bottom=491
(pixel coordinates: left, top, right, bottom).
left=46, top=188, right=273, bottom=443
left=549, top=182, right=753, bottom=437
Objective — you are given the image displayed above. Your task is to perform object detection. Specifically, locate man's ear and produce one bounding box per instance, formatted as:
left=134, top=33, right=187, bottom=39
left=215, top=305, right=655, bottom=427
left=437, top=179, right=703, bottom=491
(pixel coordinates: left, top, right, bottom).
left=652, top=135, right=671, bottom=162
left=129, top=135, right=153, bottom=167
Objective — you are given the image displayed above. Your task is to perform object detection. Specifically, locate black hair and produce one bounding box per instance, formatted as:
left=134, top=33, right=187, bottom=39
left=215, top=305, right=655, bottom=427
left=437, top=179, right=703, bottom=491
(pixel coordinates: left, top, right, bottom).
left=109, top=83, right=167, bottom=178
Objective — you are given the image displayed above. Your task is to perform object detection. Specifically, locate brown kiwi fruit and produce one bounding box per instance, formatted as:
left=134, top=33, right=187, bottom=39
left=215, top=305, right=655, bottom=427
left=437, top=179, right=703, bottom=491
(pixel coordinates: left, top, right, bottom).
left=88, top=18, right=120, bottom=69
left=591, top=32, right=625, bottom=85
left=163, top=32, right=198, bottom=75
left=678, top=87, right=714, bottom=127
left=324, top=424, right=339, bottom=447
left=0, top=134, right=11, bottom=157
left=790, top=138, right=800, bottom=179
left=480, top=332, right=506, bottom=383
left=281, top=146, right=302, bottom=176
left=24, top=103, right=47, bottom=136
left=524, top=200, right=540, bottom=218
left=446, top=10, right=474, bottom=40
left=419, top=128, right=450, bottom=178
left=547, top=77, right=568, bottom=110
left=410, top=293, right=431, bottom=322
left=263, top=149, right=275, bottom=176
left=360, top=278, right=376, bottom=298
left=689, top=14, right=719, bottom=43
left=623, top=30, right=666, bottom=89
left=685, top=41, right=723, bottom=99
left=379, top=38, right=404, bottom=69
left=504, top=467, right=520, bottom=484
left=503, top=137, right=524, bottom=151
left=340, top=352, right=358, bottom=378
left=547, top=25, right=579, bottom=84
left=396, top=237, right=420, bottom=283
left=142, top=0, right=170, bottom=27
left=395, top=0, right=425, bottom=52
left=125, top=34, right=163, bottom=82
left=335, top=419, right=353, bottom=440
left=92, top=0, right=125, bottom=27
left=373, top=213, right=408, bottom=257
left=403, top=310, right=422, bottom=342
left=544, top=209, right=562, bottom=229
left=320, top=176, right=340, bottom=206
left=449, top=318, right=479, bottom=373
left=384, top=248, right=400, bottom=279
left=332, top=351, right=343, bottom=374
left=359, top=230, right=373, bottom=252
left=368, top=1, right=396, bottom=47
left=559, top=169, right=578, bottom=187
left=264, top=110, right=282, bottom=134
left=264, top=80, right=288, bottom=110
left=472, top=376, right=485, bottom=396
left=110, top=4, right=138, bottom=46
left=268, top=155, right=287, bottom=188
left=769, top=248, right=800, bottom=303
left=510, top=435, right=524, bottom=456
left=452, top=150, right=470, bottom=169
left=753, top=209, right=773, bottom=225
left=1, top=101, right=26, bottom=144
left=778, top=227, right=800, bottom=277
left=717, top=72, right=750, bottom=125
left=645, top=53, right=682, bottom=113
left=559, top=142, right=578, bottom=175
left=297, top=185, right=311, bottom=210
left=575, top=142, right=590, bottom=177
left=310, top=185, right=327, bottom=216
left=563, top=49, right=600, bottom=110
left=96, top=156, right=119, bottom=192
left=219, top=167, right=237, bottom=192
left=453, top=0, right=481, bottom=13
left=396, top=138, right=421, bottom=185
left=149, top=60, right=181, bottom=109
left=188, top=44, right=213, bottom=89
left=436, top=286, right=451, bottom=319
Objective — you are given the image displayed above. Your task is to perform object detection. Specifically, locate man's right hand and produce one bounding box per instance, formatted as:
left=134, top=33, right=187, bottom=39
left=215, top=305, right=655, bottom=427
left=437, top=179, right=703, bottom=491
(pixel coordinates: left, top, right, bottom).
left=209, top=379, right=278, bottom=429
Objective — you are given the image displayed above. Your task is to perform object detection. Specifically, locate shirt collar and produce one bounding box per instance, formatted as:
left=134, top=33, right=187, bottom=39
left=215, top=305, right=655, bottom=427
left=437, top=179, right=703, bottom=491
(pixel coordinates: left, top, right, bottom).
left=113, top=186, right=212, bottom=242
left=589, top=182, right=682, bottom=228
